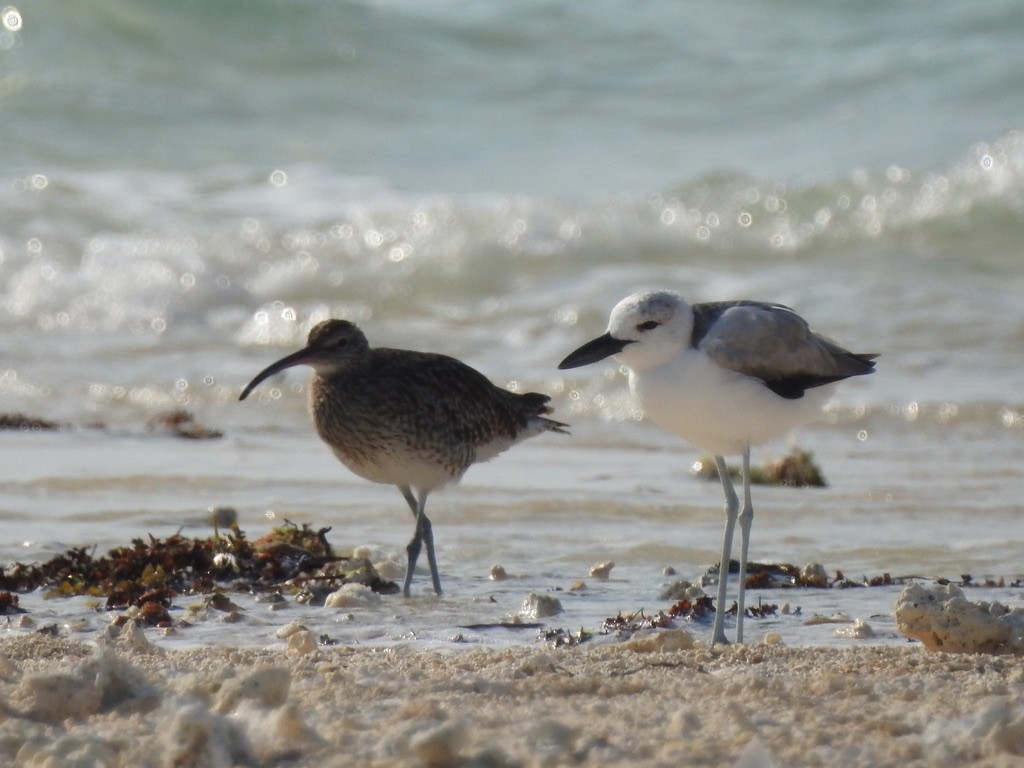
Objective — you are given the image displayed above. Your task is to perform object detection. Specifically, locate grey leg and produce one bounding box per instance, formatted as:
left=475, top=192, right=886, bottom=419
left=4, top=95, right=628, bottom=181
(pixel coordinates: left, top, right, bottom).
left=398, top=485, right=442, bottom=597
left=735, top=447, right=753, bottom=644
left=418, top=505, right=442, bottom=597
left=399, top=486, right=421, bottom=596
left=712, top=455, right=739, bottom=645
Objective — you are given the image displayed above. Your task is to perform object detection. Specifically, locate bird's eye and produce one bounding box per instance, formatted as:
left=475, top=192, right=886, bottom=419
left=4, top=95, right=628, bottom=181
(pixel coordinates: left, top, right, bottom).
left=637, top=320, right=660, bottom=332
left=334, top=338, right=349, bottom=348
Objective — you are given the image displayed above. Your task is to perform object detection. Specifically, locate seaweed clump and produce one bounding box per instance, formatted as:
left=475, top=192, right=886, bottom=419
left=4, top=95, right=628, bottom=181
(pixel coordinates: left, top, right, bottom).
left=540, top=627, right=591, bottom=648
left=702, top=560, right=908, bottom=591
left=601, top=608, right=674, bottom=636
left=666, top=595, right=715, bottom=620
left=0, top=413, right=62, bottom=431
left=0, top=591, right=24, bottom=614
left=0, top=519, right=397, bottom=627
left=691, top=448, right=826, bottom=487
left=146, top=409, right=223, bottom=440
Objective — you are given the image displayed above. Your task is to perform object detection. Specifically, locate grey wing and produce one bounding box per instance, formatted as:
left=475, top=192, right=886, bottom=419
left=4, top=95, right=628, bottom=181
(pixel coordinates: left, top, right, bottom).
left=697, top=303, right=874, bottom=398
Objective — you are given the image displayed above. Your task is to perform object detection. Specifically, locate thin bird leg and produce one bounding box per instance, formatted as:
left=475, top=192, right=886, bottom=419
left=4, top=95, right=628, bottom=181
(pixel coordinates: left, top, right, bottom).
left=398, top=486, right=443, bottom=597
left=735, top=447, right=754, bottom=644
left=712, top=455, right=740, bottom=645
left=416, top=497, right=443, bottom=597
left=399, top=486, right=424, bottom=597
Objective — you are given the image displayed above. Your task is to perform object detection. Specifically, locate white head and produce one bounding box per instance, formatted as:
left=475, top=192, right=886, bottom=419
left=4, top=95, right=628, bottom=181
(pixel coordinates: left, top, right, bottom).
left=559, top=290, right=693, bottom=373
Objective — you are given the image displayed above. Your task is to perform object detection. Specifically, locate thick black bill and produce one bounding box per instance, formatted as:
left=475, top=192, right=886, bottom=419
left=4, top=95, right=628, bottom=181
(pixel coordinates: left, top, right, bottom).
left=238, top=346, right=316, bottom=401
left=558, top=332, right=632, bottom=370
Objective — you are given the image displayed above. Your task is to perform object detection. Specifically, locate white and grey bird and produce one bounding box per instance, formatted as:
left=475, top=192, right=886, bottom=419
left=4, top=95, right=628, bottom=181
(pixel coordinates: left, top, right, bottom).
left=559, top=291, right=875, bottom=644
left=240, top=318, right=568, bottom=597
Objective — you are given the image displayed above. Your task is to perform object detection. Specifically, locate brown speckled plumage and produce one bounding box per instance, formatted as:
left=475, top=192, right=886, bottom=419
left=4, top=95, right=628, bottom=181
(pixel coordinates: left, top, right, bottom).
left=240, top=318, right=567, bottom=596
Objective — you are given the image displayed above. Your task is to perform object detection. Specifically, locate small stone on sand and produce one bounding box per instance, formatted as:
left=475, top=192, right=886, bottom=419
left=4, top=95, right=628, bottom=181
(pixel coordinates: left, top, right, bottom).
left=589, top=561, right=615, bottom=579
left=895, top=582, right=1024, bottom=654
left=520, top=593, right=563, bottom=619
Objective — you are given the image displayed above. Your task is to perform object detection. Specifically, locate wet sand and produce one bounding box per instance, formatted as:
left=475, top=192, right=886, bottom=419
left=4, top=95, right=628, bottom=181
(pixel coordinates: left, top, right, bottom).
left=1, top=629, right=1022, bottom=767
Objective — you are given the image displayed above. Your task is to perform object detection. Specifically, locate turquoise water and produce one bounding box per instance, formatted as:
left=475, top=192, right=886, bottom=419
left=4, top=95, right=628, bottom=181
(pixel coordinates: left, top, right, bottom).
left=7, top=0, right=1024, bottom=195
left=1, top=0, right=1022, bottom=647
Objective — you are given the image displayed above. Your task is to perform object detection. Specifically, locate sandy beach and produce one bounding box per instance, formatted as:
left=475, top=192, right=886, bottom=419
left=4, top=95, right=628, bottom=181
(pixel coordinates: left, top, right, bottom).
left=1, top=628, right=1022, bottom=767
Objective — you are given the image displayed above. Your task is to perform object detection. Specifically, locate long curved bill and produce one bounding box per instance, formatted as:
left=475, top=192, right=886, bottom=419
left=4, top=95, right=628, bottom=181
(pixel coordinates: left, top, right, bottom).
left=558, top=332, right=631, bottom=370
left=239, top=346, right=318, bottom=401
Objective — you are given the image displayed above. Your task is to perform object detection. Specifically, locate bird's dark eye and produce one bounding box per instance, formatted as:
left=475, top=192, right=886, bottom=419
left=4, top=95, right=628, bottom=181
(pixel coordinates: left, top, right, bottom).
left=637, top=320, right=660, bottom=332
left=334, top=338, right=349, bottom=348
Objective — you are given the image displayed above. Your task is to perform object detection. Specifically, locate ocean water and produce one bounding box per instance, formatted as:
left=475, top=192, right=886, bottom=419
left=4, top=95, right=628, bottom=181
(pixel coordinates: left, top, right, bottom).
left=1, top=0, right=1022, bottom=649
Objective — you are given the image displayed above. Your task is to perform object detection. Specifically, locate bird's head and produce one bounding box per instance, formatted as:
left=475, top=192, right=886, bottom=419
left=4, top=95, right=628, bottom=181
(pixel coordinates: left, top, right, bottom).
left=239, top=318, right=369, bottom=400
left=558, top=291, right=691, bottom=373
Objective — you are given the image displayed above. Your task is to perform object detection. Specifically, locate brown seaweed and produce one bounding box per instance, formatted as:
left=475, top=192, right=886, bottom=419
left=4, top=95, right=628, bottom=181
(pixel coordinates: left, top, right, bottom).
left=0, top=413, right=62, bottom=431
left=692, top=448, right=827, bottom=487
left=146, top=409, right=223, bottom=440
left=0, top=519, right=398, bottom=629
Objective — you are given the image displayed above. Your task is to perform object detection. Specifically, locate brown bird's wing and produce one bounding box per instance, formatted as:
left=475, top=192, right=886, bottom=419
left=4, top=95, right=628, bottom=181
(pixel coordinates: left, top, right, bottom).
left=367, top=349, right=560, bottom=447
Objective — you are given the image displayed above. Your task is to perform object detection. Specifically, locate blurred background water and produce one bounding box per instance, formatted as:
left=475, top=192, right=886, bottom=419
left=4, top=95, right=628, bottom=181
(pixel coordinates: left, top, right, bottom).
left=1, top=0, right=1022, bottom=647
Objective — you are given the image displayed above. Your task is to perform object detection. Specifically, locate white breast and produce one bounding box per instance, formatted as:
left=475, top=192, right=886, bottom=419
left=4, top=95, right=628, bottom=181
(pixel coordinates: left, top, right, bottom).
left=629, top=347, right=833, bottom=456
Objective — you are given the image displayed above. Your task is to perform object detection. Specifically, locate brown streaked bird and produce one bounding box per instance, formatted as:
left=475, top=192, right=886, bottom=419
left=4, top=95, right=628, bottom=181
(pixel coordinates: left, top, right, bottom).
left=239, top=318, right=568, bottom=596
